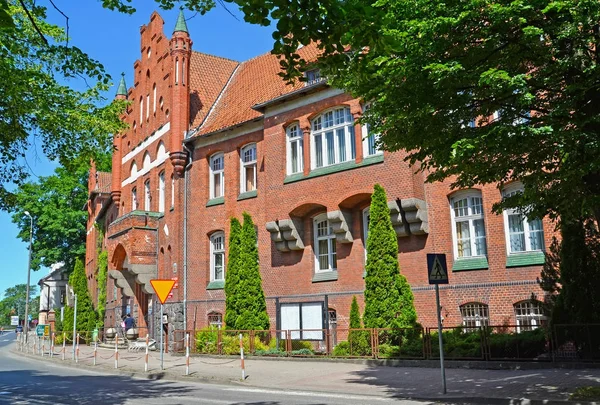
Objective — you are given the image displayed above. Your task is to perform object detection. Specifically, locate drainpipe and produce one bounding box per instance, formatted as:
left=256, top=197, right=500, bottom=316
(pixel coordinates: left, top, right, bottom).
left=182, top=143, right=193, bottom=331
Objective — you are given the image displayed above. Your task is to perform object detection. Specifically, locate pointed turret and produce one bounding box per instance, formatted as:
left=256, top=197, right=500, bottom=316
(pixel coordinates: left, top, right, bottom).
left=173, top=8, right=188, bottom=34
left=115, top=73, right=127, bottom=99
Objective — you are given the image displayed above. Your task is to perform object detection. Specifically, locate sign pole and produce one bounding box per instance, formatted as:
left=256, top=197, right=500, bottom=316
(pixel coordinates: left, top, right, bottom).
left=160, top=301, right=164, bottom=371
left=435, top=284, right=447, bottom=394
left=72, top=294, right=77, bottom=361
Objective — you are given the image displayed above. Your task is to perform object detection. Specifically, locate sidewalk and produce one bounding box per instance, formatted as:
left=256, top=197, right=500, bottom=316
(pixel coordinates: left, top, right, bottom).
left=11, top=340, right=600, bottom=404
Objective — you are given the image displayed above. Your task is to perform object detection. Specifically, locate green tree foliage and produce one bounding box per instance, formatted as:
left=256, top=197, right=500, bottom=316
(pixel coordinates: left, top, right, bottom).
left=349, top=296, right=361, bottom=329
left=363, top=184, right=417, bottom=329
left=107, top=0, right=600, bottom=222
left=541, top=219, right=600, bottom=324
left=8, top=155, right=110, bottom=272
left=96, top=250, right=108, bottom=328
left=0, top=1, right=125, bottom=209
left=63, top=258, right=96, bottom=334
left=348, top=295, right=371, bottom=355
left=224, top=213, right=269, bottom=330
left=0, top=284, right=37, bottom=325
left=224, top=217, right=242, bottom=329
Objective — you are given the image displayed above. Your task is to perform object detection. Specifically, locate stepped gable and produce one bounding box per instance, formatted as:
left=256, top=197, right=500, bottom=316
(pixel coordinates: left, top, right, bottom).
left=195, top=43, right=322, bottom=136
left=189, top=52, right=239, bottom=128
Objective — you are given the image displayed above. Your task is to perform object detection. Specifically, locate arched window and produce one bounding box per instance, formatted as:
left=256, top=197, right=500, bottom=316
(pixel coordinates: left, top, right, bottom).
left=240, top=144, right=257, bottom=193
left=460, top=302, right=489, bottom=330
left=158, top=171, right=165, bottom=213
left=311, top=107, right=355, bottom=169
left=182, top=57, right=185, bottom=85
left=139, top=96, right=143, bottom=124
left=210, top=232, right=225, bottom=281
left=157, top=141, right=166, bottom=158
left=153, top=83, right=157, bottom=114
left=143, top=152, right=151, bottom=170
left=208, top=312, right=223, bottom=329
left=450, top=191, right=487, bottom=258
left=130, top=161, right=138, bottom=177
left=209, top=153, right=224, bottom=199
left=175, top=57, right=179, bottom=84
left=144, top=179, right=151, bottom=211
left=503, top=183, right=544, bottom=254
left=286, top=123, right=303, bottom=175
left=314, top=213, right=337, bottom=272
left=146, top=94, right=150, bottom=120
left=131, top=187, right=138, bottom=211
left=514, top=301, right=546, bottom=332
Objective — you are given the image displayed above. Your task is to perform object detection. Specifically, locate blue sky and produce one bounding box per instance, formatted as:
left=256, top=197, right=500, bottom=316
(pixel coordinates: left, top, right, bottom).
left=0, top=0, right=275, bottom=299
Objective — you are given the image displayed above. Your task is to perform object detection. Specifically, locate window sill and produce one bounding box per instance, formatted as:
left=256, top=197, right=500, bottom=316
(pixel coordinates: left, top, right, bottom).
left=452, top=257, right=489, bottom=272
left=206, top=280, right=225, bottom=290
left=170, top=206, right=174, bottom=212
left=206, top=196, right=225, bottom=207
left=506, top=251, right=545, bottom=268
left=237, top=189, right=257, bottom=201
left=312, top=270, right=338, bottom=283
left=284, top=154, right=384, bottom=184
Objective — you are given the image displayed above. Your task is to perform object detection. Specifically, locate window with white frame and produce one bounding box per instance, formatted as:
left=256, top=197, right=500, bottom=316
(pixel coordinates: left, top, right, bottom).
left=143, top=152, right=151, bottom=170
left=130, top=161, right=137, bottom=177
left=153, top=84, right=157, bottom=114
left=208, top=312, right=223, bottom=329
left=503, top=185, right=544, bottom=254
left=170, top=174, right=175, bottom=208
left=158, top=171, right=165, bottom=213
left=314, top=213, right=337, bottom=272
left=311, top=107, right=356, bottom=169
left=305, top=69, right=323, bottom=86
left=146, top=94, right=150, bottom=120
left=157, top=141, right=166, bottom=159
left=362, top=105, right=382, bottom=157
left=286, top=123, right=303, bottom=175
left=514, top=301, right=547, bottom=332
left=460, top=303, right=489, bottom=330
left=139, top=97, right=143, bottom=124
left=210, top=232, right=225, bottom=281
left=209, top=153, right=224, bottom=199
left=240, top=144, right=257, bottom=193
left=450, top=192, right=487, bottom=258
left=144, top=180, right=151, bottom=211
left=131, top=187, right=138, bottom=211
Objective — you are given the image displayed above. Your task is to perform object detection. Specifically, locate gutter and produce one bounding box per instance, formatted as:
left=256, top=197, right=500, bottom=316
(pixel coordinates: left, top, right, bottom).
left=182, top=143, right=193, bottom=331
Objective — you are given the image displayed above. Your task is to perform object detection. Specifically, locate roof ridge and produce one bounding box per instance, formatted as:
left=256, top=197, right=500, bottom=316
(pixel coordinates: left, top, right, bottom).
left=191, top=50, right=239, bottom=64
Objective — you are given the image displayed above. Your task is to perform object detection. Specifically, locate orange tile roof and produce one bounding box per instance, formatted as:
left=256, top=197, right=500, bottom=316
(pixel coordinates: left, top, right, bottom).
left=188, top=51, right=239, bottom=129
left=194, top=43, right=322, bottom=136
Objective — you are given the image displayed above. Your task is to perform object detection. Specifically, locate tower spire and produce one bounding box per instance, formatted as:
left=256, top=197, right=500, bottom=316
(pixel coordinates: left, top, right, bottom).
left=173, top=8, right=188, bottom=34
left=115, top=73, right=127, bottom=99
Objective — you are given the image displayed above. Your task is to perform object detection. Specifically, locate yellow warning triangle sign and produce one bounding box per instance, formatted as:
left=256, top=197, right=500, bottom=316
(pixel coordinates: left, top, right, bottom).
left=150, top=279, right=176, bottom=304
left=430, top=255, right=448, bottom=281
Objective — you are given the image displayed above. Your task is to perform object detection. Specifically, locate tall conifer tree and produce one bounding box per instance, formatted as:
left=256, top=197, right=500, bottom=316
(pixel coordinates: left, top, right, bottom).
left=224, top=218, right=242, bottom=329
left=63, top=258, right=97, bottom=334
left=363, top=184, right=417, bottom=329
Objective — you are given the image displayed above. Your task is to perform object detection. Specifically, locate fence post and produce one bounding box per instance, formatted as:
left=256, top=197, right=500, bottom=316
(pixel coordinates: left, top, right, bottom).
left=144, top=334, right=149, bottom=373
left=41, top=335, right=45, bottom=358
left=50, top=333, right=55, bottom=358
left=93, top=339, right=97, bottom=366
left=115, top=334, right=119, bottom=369
left=62, top=333, right=66, bottom=360
left=185, top=333, right=190, bottom=376
left=239, top=333, right=245, bottom=380
left=76, top=333, right=80, bottom=363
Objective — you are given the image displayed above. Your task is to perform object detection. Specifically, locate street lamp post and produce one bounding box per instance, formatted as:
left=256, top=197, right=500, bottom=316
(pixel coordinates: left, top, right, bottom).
left=23, top=211, right=33, bottom=341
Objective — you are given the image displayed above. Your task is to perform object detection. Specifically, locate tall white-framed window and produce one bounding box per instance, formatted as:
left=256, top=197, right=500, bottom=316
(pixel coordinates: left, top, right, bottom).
left=143, top=152, right=151, bottom=171
left=182, top=58, right=185, bottom=85
left=131, top=187, right=138, bottom=211
left=170, top=174, right=175, bottom=208
left=153, top=84, right=157, bottom=114
left=158, top=171, right=165, bottom=213
left=514, top=301, right=547, bottom=332
left=130, top=161, right=138, bottom=177
left=157, top=141, right=166, bottom=159
left=314, top=213, right=337, bottom=272
left=362, top=207, right=370, bottom=261
left=146, top=94, right=150, bottom=120
left=144, top=180, right=151, bottom=211
left=460, top=302, right=489, bottom=330
left=175, top=57, right=179, bottom=84
left=311, top=107, right=356, bottom=169
left=286, top=123, right=303, bottom=175
left=362, top=105, right=382, bottom=157
left=450, top=191, right=487, bottom=258
left=240, top=144, right=257, bottom=193
left=502, top=184, right=544, bottom=254
left=209, top=153, right=224, bottom=199
left=210, top=232, right=225, bottom=281
left=139, top=97, right=144, bottom=124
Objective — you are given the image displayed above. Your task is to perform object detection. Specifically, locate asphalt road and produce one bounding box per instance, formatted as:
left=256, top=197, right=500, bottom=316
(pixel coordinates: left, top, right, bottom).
left=0, top=340, right=432, bottom=405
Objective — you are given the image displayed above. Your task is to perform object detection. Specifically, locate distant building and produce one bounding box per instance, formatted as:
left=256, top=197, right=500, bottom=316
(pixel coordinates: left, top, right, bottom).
left=38, top=262, right=68, bottom=329
left=85, top=11, right=554, bottom=341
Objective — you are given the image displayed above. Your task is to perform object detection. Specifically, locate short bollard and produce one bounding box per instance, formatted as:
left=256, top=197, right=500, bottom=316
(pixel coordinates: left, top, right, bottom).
left=144, top=334, right=149, bottom=373
left=93, top=340, right=97, bottom=366
left=185, top=333, right=190, bottom=376
left=75, top=333, right=80, bottom=363
left=115, top=335, right=119, bottom=369
left=41, top=336, right=45, bottom=357
left=50, top=333, right=55, bottom=358
left=239, top=333, right=245, bottom=380
left=62, top=333, right=66, bottom=361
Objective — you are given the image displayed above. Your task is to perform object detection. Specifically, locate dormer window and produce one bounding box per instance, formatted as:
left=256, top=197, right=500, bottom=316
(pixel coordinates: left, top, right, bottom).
left=305, top=69, right=323, bottom=86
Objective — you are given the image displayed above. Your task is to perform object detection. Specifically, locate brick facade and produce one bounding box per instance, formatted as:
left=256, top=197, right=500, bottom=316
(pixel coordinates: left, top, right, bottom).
left=85, top=11, right=555, bottom=339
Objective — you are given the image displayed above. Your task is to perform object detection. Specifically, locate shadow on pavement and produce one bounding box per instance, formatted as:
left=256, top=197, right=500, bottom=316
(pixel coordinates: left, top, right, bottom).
left=0, top=368, right=192, bottom=404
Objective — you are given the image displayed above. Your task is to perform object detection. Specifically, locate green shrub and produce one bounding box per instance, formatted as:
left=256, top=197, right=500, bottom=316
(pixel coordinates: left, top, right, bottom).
left=195, top=328, right=219, bottom=354
left=221, top=334, right=269, bottom=355
left=290, top=340, right=314, bottom=351
left=254, top=348, right=286, bottom=356
left=349, top=330, right=372, bottom=356
left=430, top=328, right=483, bottom=358
left=486, top=328, right=549, bottom=359
left=54, top=334, right=64, bottom=346
left=401, top=335, right=425, bottom=357
left=378, top=343, right=401, bottom=358
left=291, top=348, right=313, bottom=356
left=332, top=341, right=350, bottom=356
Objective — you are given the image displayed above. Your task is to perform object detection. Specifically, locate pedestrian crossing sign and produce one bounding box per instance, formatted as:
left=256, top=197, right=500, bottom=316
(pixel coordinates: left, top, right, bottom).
left=427, top=253, right=449, bottom=284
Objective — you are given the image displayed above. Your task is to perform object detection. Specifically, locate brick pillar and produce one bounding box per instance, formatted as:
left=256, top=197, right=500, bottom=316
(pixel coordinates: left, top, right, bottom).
left=300, top=117, right=311, bottom=176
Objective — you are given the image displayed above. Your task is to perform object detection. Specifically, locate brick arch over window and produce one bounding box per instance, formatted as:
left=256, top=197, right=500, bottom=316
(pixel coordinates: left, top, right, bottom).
left=288, top=202, right=327, bottom=219
left=111, top=244, right=128, bottom=270
left=338, top=192, right=372, bottom=211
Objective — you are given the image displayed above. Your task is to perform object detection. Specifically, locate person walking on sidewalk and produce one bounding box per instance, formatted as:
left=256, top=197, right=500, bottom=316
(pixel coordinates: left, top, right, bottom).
left=123, top=314, right=135, bottom=331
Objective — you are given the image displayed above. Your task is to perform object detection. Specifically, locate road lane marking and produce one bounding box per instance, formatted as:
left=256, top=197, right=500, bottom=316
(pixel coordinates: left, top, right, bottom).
left=224, top=387, right=397, bottom=402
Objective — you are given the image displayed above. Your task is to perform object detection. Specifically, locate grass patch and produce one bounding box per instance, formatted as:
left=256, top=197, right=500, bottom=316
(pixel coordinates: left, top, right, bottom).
left=571, top=386, right=600, bottom=401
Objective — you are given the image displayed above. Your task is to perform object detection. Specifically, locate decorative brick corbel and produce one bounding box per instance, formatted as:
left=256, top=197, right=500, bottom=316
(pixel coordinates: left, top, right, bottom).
left=388, top=201, right=409, bottom=237
left=266, top=218, right=304, bottom=252
left=327, top=210, right=353, bottom=243
left=402, top=198, right=429, bottom=235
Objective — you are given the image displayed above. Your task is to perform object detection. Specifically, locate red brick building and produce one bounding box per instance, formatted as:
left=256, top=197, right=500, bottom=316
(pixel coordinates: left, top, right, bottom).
left=86, top=11, right=554, bottom=339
